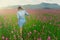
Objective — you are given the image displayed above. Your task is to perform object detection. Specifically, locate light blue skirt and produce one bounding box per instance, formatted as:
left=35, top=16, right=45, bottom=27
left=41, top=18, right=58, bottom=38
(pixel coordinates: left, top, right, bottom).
left=18, top=18, right=26, bottom=27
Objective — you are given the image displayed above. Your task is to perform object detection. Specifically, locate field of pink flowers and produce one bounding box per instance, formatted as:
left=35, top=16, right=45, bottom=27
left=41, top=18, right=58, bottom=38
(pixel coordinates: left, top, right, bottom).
left=0, top=13, right=60, bottom=40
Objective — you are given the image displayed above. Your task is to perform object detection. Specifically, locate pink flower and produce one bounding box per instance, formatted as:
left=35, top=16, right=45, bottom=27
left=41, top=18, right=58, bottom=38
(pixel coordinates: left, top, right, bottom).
left=6, top=37, right=8, bottom=40
left=29, top=31, right=32, bottom=34
left=34, top=30, right=37, bottom=33
left=43, top=16, right=47, bottom=20
left=37, top=37, right=42, bottom=40
left=47, top=36, right=51, bottom=40
left=2, top=35, right=5, bottom=39
left=43, top=16, right=47, bottom=22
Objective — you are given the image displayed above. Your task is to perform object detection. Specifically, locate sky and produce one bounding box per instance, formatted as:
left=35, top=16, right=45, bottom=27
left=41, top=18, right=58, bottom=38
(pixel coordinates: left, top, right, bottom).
left=0, top=0, right=60, bottom=8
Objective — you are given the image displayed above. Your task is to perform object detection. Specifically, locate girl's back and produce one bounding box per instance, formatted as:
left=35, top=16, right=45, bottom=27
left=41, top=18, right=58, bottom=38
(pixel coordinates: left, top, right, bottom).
left=17, top=10, right=26, bottom=19
left=17, top=10, right=29, bottom=19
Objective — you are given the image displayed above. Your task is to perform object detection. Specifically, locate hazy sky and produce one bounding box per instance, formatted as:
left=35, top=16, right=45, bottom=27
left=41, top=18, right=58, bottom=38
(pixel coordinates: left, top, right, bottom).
left=0, top=0, right=60, bottom=8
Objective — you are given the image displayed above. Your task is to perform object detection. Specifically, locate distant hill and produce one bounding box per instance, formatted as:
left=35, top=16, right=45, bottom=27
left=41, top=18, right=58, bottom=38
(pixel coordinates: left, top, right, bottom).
left=3, top=2, right=60, bottom=9
left=22, top=3, right=60, bottom=9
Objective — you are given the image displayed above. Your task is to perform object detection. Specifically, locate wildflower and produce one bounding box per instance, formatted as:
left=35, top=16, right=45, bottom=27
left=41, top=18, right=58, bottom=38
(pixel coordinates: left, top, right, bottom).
left=28, top=31, right=32, bottom=36
left=29, top=31, right=32, bottom=34
left=43, top=16, right=47, bottom=20
left=43, top=16, right=47, bottom=22
left=11, top=31, right=14, bottom=34
left=2, top=35, right=5, bottom=40
left=47, top=36, right=51, bottom=40
left=37, top=37, right=42, bottom=40
left=34, top=30, right=37, bottom=33
left=6, top=37, right=8, bottom=40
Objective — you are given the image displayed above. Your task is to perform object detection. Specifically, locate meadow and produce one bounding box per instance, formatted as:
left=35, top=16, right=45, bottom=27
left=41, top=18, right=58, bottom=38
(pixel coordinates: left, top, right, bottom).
left=0, top=11, right=60, bottom=40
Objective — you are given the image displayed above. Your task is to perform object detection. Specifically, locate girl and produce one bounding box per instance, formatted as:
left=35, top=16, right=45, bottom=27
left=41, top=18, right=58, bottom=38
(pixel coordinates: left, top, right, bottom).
left=17, top=6, right=29, bottom=40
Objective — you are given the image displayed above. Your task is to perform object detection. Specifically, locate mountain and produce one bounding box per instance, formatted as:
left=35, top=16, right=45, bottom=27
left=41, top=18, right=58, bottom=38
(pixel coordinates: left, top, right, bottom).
left=4, top=2, right=60, bottom=9
left=22, top=3, right=60, bottom=9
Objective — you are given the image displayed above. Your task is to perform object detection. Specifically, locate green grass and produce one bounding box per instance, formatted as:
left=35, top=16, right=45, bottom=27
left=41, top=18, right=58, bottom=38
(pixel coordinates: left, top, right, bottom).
left=0, top=14, right=60, bottom=40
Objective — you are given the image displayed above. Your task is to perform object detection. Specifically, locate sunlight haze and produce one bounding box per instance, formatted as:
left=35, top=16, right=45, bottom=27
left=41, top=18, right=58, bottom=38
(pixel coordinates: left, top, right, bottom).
left=0, top=0, right=60, bottom=8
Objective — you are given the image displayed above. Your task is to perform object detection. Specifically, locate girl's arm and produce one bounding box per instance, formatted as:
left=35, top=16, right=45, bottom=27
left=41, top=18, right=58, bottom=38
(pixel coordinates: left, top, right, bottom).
left=25, top=10, right=29, bottom=16
left=25, top=10, right=30, bottom=20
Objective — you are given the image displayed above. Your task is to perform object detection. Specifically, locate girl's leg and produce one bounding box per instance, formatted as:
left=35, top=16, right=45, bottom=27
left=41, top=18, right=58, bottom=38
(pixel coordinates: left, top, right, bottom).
left=20, top=27, right=23, bottom=40
left=20, top=27, right=22, bottom=37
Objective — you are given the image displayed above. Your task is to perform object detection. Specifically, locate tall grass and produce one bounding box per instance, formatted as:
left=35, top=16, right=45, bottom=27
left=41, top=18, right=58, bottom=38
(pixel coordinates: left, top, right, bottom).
left=0, top=14, right=60, bottom=40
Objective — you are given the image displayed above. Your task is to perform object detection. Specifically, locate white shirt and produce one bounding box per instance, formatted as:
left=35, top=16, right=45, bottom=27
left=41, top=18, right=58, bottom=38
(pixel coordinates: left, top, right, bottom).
left=17, top=10, right=29, bottom=19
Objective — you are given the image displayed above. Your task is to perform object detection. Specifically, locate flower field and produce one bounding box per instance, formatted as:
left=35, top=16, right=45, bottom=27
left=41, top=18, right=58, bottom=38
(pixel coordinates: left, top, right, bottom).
left=0, top=13, right=60, bottom=40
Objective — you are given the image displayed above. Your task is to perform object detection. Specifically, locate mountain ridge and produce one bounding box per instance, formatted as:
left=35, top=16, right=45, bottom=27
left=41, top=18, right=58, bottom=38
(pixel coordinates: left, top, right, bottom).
left=3, top=2, right=60, bottom=9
